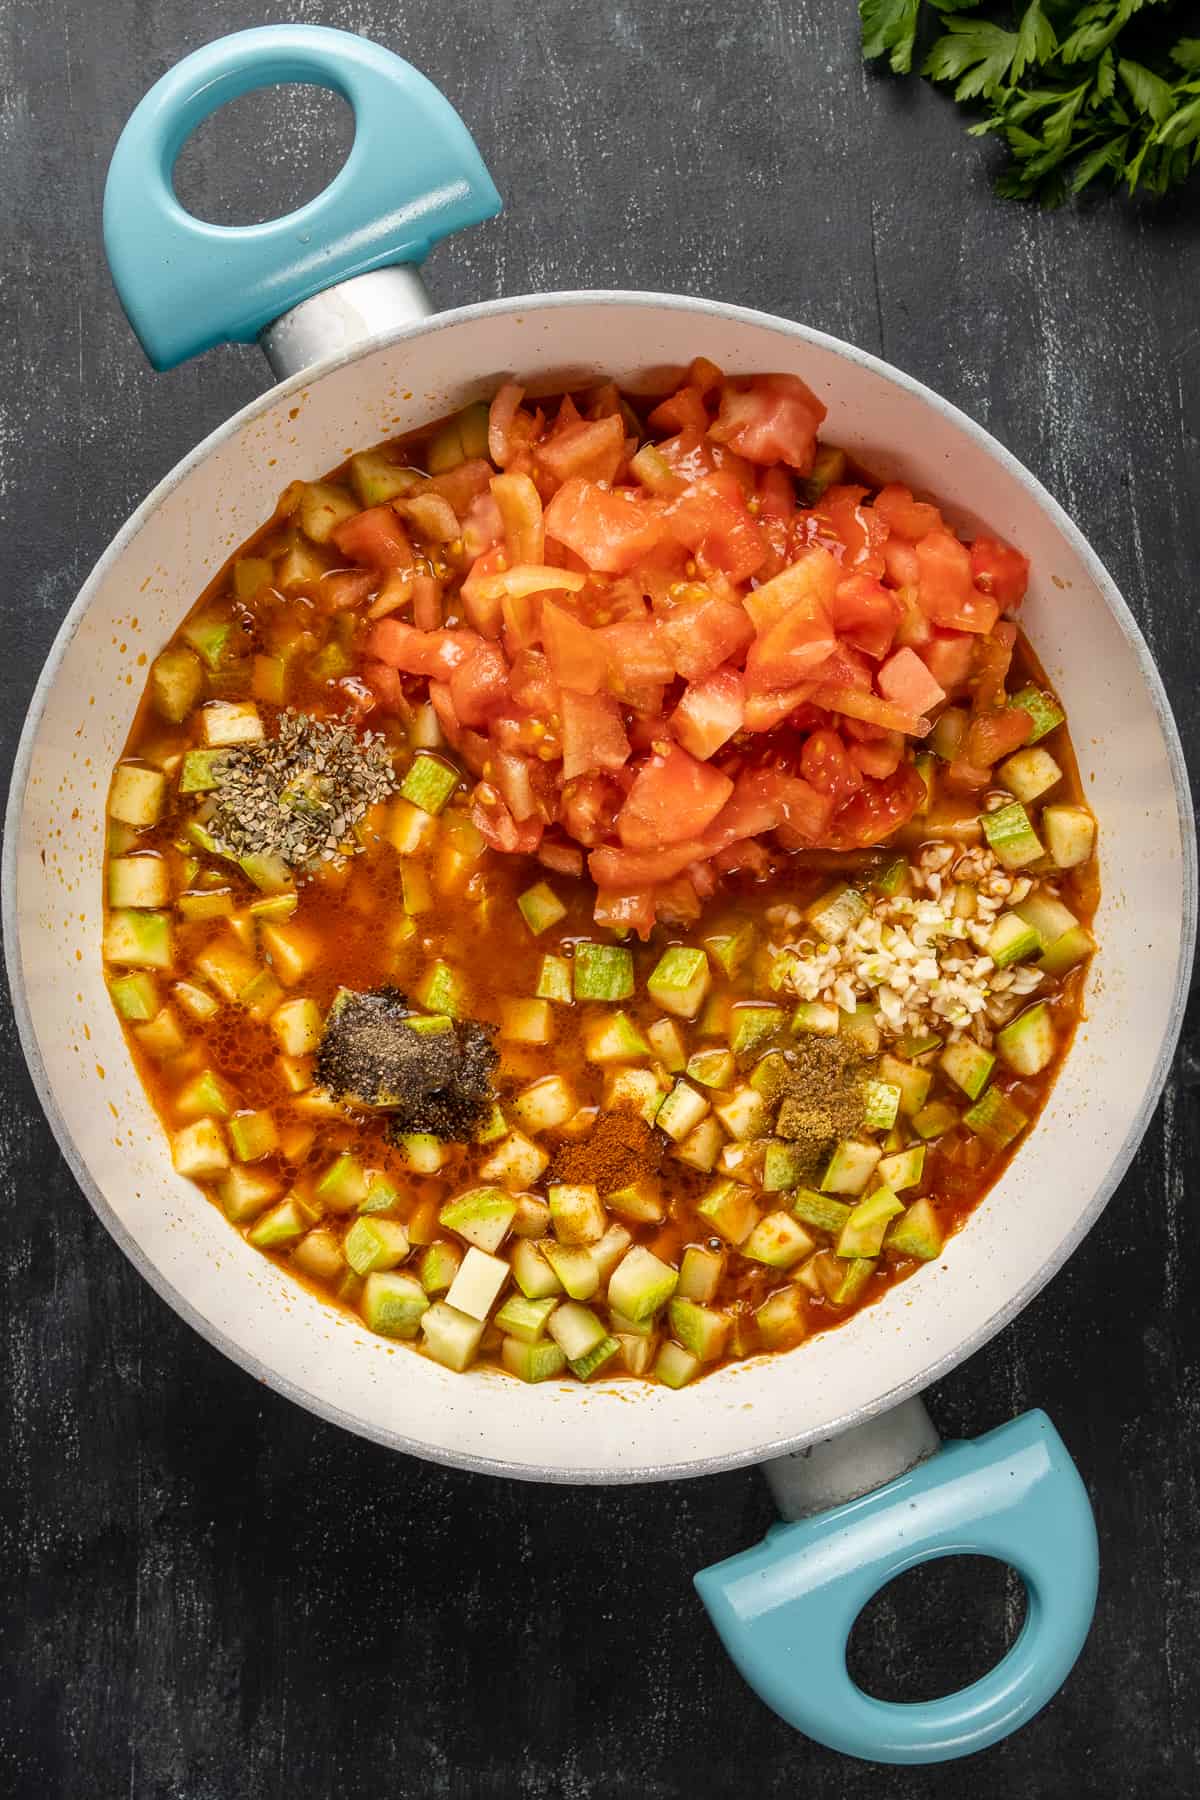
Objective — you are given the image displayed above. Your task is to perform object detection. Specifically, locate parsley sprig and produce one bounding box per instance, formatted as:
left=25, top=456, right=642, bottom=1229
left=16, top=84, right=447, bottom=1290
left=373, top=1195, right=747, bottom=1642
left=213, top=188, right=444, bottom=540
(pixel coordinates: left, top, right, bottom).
left=860, top=0, right=1200, bottom=201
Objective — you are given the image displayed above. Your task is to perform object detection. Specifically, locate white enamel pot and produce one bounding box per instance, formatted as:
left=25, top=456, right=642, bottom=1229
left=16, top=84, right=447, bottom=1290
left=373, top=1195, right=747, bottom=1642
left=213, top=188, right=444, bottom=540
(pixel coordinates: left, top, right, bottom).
left=4, top=25, right=1194, bottom=1767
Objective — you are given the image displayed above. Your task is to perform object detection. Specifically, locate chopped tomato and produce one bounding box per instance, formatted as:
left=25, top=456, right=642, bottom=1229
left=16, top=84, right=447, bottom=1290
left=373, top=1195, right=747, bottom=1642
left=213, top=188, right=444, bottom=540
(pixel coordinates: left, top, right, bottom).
left=541, top=599, right=608, bottom=695
left=462, top=490, right=505, bottom=559
left=800, top=729, right=864, bottom=807
left=508, top=648, right=559, bottom=715
left=490, top=746, right=540, bottom=821
left=945, top=755, right=992, bottom=795
left=428, top=681, right=463, bottom=748
left=536, top=414, right=625, bottom=486
left=321, top=569, right=376, bottom=611
left=971, top=535, right=1029, bottom=609
left=617, top=746, right=734, bottom=849
left=560, top=690, right=631, bottom=781
left=743, top=684, right=817, bottom=732
left=964, top=707, right=1032, bottom=769
left=593, top=888, right=658, bottom=938
left=428, top=458, right=494, bottom=516
left=757, top=465, right=796, bottom=521
left=831, top=573, right=899, bottom=660
left=367, top=619, right=478, bottom=681
left=849, top=734, right=904, bottom=780
left=538, top=839, right=585, bottom=878
left=822, top=763, right=925, bottom=849
left=545, top=478, right=667, bottom=573
left=920, top=629, right=975, bottom=693
left=449, top=641, right=509, bottom=728
left=876, top=646, right=946, bottom=718
left=331, top=506, right=413, bottom=571
left=659, top=592, right=754, bottom=680
left=595, top=618, right=676, bottom=689
left=874, top=483, right=944, bottom=541
left=883, top=537, right=920, bottom=590
left=590, top=839, right=706, bottom=888
left=488, top=382, right=527, bottom=469
left=648, top=386, right=710, bottom=437
left=709, top=373, right=826, bottom=474
left=668, top=471, right=766, bottom=582
left=562, top=772, right=623, bottom=845
left=970, top=620, right=1017, bottom=713
left=359, top=659, right=404, bottom=713
left=412, top=574, right=442, bottom=632
left=461, top=548, right=507, bottom=638
left=670, top=666, right=745, bottom=760
left=915, top=532, right=1000, bottom=634
left=743, top=547, right=839, bottom=633
left=745, top=600, right=838, bottom=694
left=471, top=781, right=543, bottom=853
left=815, top=682, right=930, bottom=738
left=819, top=487, right=889, bottom=578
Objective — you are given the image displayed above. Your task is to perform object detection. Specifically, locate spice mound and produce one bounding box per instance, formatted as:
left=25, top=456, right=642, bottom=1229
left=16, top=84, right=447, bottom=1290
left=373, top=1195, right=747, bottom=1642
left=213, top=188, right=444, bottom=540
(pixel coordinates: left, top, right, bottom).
left=549, top=1111, right=664, bottom=1193
left=757, top=1035, right=866, bottom=1185
left=206, top=709, right=396, bottom=872
left=315, top=986, right=497, bottom=1138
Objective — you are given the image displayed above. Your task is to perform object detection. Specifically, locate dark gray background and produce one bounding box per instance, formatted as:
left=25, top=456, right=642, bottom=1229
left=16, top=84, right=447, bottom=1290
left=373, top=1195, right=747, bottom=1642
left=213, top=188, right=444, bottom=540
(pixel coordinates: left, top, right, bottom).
left=2, top=2, right=1198, bottom=1795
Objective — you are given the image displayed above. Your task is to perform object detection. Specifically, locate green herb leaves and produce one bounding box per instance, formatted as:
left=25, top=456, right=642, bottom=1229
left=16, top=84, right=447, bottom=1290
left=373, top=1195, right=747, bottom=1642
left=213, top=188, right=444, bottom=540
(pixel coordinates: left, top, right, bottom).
left=859, top=2, right=1200, bottom=202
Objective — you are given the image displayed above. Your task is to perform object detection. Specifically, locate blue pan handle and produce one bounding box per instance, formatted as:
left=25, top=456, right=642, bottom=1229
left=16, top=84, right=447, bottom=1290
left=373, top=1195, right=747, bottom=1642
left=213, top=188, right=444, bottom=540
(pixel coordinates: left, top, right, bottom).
left=695, top=1410, right=1098, bottom=1764
left=103, top=24, right=501, bottom=370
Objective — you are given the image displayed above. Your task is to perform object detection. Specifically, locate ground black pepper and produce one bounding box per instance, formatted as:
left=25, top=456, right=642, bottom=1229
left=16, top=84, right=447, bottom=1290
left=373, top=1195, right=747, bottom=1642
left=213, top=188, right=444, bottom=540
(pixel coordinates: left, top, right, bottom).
left=315, top=987, right=497, bottom=1139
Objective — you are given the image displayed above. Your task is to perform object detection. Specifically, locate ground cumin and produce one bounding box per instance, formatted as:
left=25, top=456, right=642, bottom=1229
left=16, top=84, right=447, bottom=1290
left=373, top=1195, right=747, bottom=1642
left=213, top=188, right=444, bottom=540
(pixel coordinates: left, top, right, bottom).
left=549, top=1111, right=663, bottom=1193
left=760, top=1034, right=867, bottom=1184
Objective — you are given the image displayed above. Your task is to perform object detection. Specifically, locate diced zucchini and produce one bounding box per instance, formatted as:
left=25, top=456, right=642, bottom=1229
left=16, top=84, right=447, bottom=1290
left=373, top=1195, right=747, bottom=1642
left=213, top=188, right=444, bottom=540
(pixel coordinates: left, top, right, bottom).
left=607, top=1246, right=679, bottom=1322
left=573, top=942, right=634, bottom=1002
left=501, top=1337, right=568, bottom=1382
left=134, top=1007, right=189, bottom=1060
left=445, top=1245, right=510, bottom=1320
left=359, top=1176, right=403, bottom=1215
left=729, top=1004, right=785, bottom=1059
left=500, top=997, right=553, bottom=1045
left=697, top=992, right=732, bottom=1039
left=171, top=1118, right=229, bottom=1179
left=861, top=1080, right=902, bottom=1133
left=438, top=1187, right=517, bottom=1252
left=269, top=997, right=323, bottom=1057
left=604, top=1179, right=665, bottom=1224
left=198, top=700, right=263, bottom=748
left=260, top=922, right=319, bottom=986
left=677, top=1245, right=725, bottom=1303
left=511, top=1238, right=563, bottom=1300
left=686, top=1048, right=736, bottom=1088
left=1013, top=889, right=1078, bottom=948
left=805, top=883, right=868, bottom=944
left=473, top=1100, right=509, bottom=1146
left=755, top=1287, right=808, bottom=1351
left=704, top=921, right=755, bottom=980
left=387, top=797, right=439, bottom=857
left=668, top=1298, right=731, bottom=1362
left=494, top=1292, right=558, bottom=1344
left=999, top=746, right=1062, bottom=804
left=513, top=1075, right=575, bottom=1133
left=877, top=1144, right=926, bottom=1192
left=997, top=1002, right=1056, bottom=1076
left=1042, top=805, right=1095, bottom=870
left=712, top=1086, right=769, bottom=1141
left=647, top=947, right=711, bottom=1020
left=839, top=1003, right=881, bottom=1057
left=105, top=914, right=173, bottom=972
left=238, top=851, right=294, bottom=896
left=218, top=1165, right=281, bottom=1224
left=547, top=1300, right=608, bottom=1363
left=357, top=1271, right=428, bottom=1339
left=912, top=1099, right=961, bottom=1141
left=239, top=969, right=285, bottom=1022
left=427, top=402, right=490, bottom=474
left=696, top=1179, right=760, bottom=1246
left=248, top=1195, right=312, bottom=1249
left=175, top=1068, right=238, bottom=1121
left=986, top=911, right=1042, bottom=968
left=150, top=646, right=204, bottom=723
left=228, top=1109, right=278, bottom=1162
left=548, top=1183, right=607, bottom=1246
left=400, top=752, right=460, bottom=816
left=877, top=1053, right=932, bottom=1117
left=582, top=1010, right=650, bottom=1062
left=419, top=1240, right=463, bottom=1295
left=411, top=960, right=463, bottom=1017
left=836, top=1185, right=904, bottom=1257
left=569, top=1334, right=620, bottom=1382
left=1039, top=924, right=1096, bottom=977
left=874, top=856, right=911, bottom=898
left=614, top=1333, right=659, bottom=1377
left=291, top=1228, right=346, bottom=1285
left=1008, top=685, right=1064, bottom=743
left=791, top=1001, right=840, bottom=1037
left=477, top=1132, right=549, bottom=1191
left=345, top=1216, right=411, bottom=1276
left=589, top=1223, right=639, bottom=1284
left=298, top=480, right=358, bottom=544
left=314, top=1153, right=369, bottom=1214
left=251, top=654, right=288, bottom=706
left=420, top=1300, right=485, bottom=1371
left=963, top=1085, right=1029, bottom=1148
left=761, top=1140, right=804, bottom=1192
left=517, top=880, right=567, bottom=936
left=748, top=1050, right=788, bottom=1096
left=602, top=1067, right=666, bottom=1125
left=826, top=1256, right=877, bottom=1308
left=792, top=1188, right=854, bottom=1235
left=181, top=612, right=234, bottom=672
left=655, top=1080, right=710, bottom=1142
left=980, top=801, right=1044, bottom=871
left=820, top=1139, right=882, bottom=1197
left=109, top=762, right=167, bottom=827
left=655, top=1340, right=702, bottom=1388
left=535, top=953, right=573, bottom=1004
left=177, top=889, right=235, bottom=923
left=510, top=1194, right=550, bottom=1237
left=349, top=449, right=422, bottom=506
left=939, top=1038, right=995, bottom=1101
left=741, top=1210, right=815, bottom=1269
left=672, top=1116, right=724, bottom=1174
left=108, top=970, right=161, bottom=1022
left=885, top=1198, right=945, bottom=1260
left=179, top=749, right=224, bottom=795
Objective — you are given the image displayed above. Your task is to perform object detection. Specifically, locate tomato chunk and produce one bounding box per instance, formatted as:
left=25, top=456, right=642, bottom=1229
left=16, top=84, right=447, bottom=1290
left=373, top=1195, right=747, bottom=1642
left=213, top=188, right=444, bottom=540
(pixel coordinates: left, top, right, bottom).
left=670, top=666, right=745, bottom=760
left=660, top=593, right=754, bottom=681
left=536, top=414, right=625, bottom=486
left=964, top=706, right=1033, bottom=769
left=545, top=478, right=666, bottom=573
left=873, top=484, right=944, bottom=541
left=367, top=619, right=478, bottom=681
left=541, top=599, right=608, bottom=695
left=831, top=573, right=899, bottom=660
left=331, top=506, right=413, bottom=571
left=560, top=690, right=631, bottom=781
left=915, top=532, right=1000, bottom=635
left=970, top=535, right=1029, bottom=609
left=449, top=642, right=510, bottom=728
left=920, top=629, right=975, bottom=694
left=709, top=373, right=826, bottom=474
left=876, top=647, right=946, bottom=718
left=617, top=747, right=734, bottom=849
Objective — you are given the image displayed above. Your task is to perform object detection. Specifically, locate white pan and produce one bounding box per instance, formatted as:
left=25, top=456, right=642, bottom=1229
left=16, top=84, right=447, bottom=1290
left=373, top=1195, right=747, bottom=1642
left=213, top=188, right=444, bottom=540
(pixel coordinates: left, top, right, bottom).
left=4, top=24, right=1193, bottom=1767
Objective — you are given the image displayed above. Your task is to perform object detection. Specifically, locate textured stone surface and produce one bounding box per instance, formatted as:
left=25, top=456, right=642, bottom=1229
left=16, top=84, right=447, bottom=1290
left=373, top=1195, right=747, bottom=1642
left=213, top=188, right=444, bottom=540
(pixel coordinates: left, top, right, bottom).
left=1, top=2, right=1198, bottom=1795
